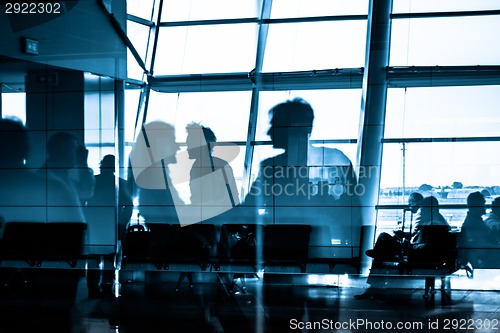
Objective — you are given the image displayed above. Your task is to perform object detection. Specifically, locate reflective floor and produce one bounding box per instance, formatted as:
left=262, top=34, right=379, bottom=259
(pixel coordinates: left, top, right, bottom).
left=0, top=268, right=499, bottom=333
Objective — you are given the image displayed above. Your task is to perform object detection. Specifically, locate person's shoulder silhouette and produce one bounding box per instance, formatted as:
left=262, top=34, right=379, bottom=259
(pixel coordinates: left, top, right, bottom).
left=185, top=122, right=239, bottom=222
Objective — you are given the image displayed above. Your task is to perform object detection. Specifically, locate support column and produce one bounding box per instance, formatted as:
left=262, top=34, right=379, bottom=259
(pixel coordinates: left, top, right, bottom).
left=356, top=0, right=392, bottom=274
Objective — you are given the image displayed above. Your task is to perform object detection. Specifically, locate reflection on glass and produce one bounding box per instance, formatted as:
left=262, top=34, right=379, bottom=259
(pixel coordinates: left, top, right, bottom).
left=385, top=86, right=500, bottom=138
left=263, top=21, right=366, bottom=72
left=390, top=16, right=500, bottom=66
left=155, top=24, right=258, bottom=75
left=271, top=0, right=369, bottom=18
left=162, top=0, right=259, bottom=22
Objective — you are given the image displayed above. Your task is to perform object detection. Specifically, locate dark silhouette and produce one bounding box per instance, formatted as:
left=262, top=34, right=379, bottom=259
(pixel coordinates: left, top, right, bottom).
left=129, top=121, right=184, bottom=223
left=485, top=196, right=500, bottom=242
left=0, top=118, right=85, bottom=225
left=365, top=192, right=424, bottom=261
left=37, top=131, right=95, bottom=207
left=0, top=118, right=85, bottom=329
left=357, top=196, right=452, bottom=299
left=407, top=196, right=451, bottom=262
left=242, top=98, right=361, bottom=250
left=86, top=154, right=133, bottom=240
left=85, top=154, right=133, bottom=298
left=458, top=191, right=499, bottom=268
left=185, top=122, right=239, bottom=222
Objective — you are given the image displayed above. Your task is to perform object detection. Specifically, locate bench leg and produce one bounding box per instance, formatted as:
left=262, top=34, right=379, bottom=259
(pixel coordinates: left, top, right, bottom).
left=424, top=277, right=435, bottom=299
left=440, top=276, right=452, bottom=305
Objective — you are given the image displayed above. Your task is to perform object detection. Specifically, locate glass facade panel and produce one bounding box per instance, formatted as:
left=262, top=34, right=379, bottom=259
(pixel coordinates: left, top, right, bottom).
left=393, top=0, right=500, bottom=14
left=1, top=92, right=26, bottom=124
left=271, top=0, right=369, bottom=18
left=126, top=0, right=155, bottom=19
left=390, top=16, right=500, bottom=66
left=146, top=90, right=251, bottom=142
left=263, top=21, right=367, bottom=72
left=127, top=20, right=151, bottom=80
left=257, top=90, right=361, bottom=142
left=385, top=86, right=500, bottom=139
left=379, top=142, right=500, bottom=201
left=162, top=0, right=259, bottom=22
left=154, top=24, right=258, bottom=75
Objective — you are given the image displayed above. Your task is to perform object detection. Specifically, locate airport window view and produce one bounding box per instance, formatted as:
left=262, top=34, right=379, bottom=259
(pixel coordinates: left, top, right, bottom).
left=1, top=0, right=500, bottom=332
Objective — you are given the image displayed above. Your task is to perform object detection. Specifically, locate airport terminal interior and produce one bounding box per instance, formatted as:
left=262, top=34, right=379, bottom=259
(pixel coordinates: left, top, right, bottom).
left=1, top=0, right=500, bottom=332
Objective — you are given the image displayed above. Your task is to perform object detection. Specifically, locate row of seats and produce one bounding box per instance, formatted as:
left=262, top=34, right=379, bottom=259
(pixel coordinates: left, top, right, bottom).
left=0, top=222, right=87, bottom=268
left=121, top=223, right=313, bottom=273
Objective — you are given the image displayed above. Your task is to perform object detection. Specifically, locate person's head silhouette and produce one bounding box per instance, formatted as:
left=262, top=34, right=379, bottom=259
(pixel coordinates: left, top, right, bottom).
left=99, top=154, right=115, bottom=174
left=492, top=197, right=500, bottom=216
left=408, top=192, right=424, bottom=214
left=186, top=122, right=216, bottom=160
left=267, top=98, right=314, bottom=150
left=467, top=191, right=486, bottom=216
left=0, top=118, right=29, bottom=168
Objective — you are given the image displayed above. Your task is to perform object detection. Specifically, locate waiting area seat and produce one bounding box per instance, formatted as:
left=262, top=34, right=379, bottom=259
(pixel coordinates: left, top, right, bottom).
left=369, top=230, right=460, bottom=304
left=0, top=222, right=87, bottom=268
left=121, top=223, right=314, bottom=275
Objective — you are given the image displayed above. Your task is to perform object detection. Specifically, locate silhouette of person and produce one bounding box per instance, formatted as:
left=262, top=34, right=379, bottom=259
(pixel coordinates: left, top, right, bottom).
left=86, top=154, right=133, bottom=240
left=85, top=154, right=133, bottom=298
left=242, top=98, right=361, bottom=248
left=365, top=192, right=424, bottom=261
left=407, top=196, right=451, bottom=262
left=37, top=131, right=95, bottom=207
left=0, top=118, right=85, bottom=227
left=459, top=191, right=499, bottom=268
left=185, top=122, right=239, bottom=223
left=0, top=118, right=85, bottom=329
left=485, top=196, right=500, bottom=243
left=357, top=196, right=450, bottom=299
left=129, top=121, right=184, bottom=223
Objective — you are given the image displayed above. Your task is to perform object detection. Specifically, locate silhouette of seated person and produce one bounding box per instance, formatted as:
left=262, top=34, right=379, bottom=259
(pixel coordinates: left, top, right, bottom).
left=365, top=192, right=424, bottom=261
left=407, top=196, right=452, bottom=263
left=129, top=121, right=184, bottom=224
left=485, top=196, right=500, bottom=243
left=185, top=122, right=239, bottom=223
left=357, top=196, right=451, bottom=299
left=0, top=118, right=85, bottom=228
left=86, top=154, right=133, bottom=241
left=458, top=191, right=499, bottom=268
left=37, top=131, right=95, bottom=207
left=239, top=98, right=361, bottom=271
left=366, top=196, right=450, bottom=262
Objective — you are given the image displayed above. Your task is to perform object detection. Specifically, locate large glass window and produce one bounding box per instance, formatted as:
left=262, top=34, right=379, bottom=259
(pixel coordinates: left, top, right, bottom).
left=154, top=24, right=258, bottom=75
left=390, top=15, right=500, bottom=66
left=1, top=92, right=26, bottom=124
left=385, top=86, right=500, bottom=139
left=271, top=0, right=369, bottom=18
left=146, top=90, right=251, bottom=142
left=162, top=0, right=259, bottom=22
left=263, top=21, right=367, bottom=72
left=392, top=0, right=500, bottom=14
